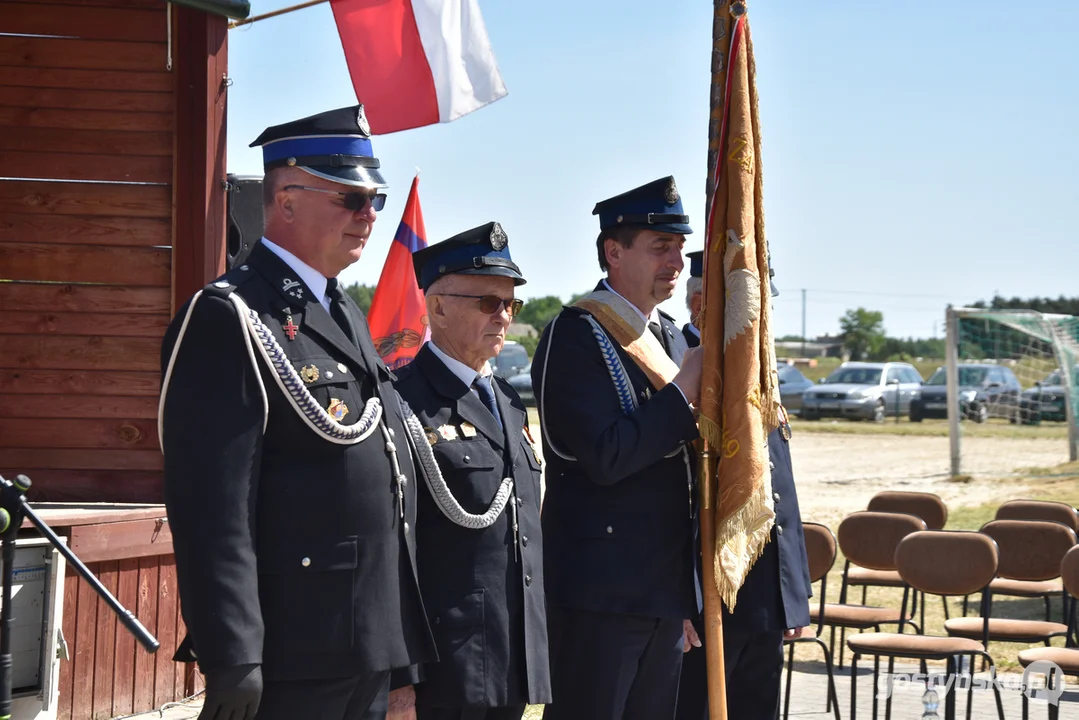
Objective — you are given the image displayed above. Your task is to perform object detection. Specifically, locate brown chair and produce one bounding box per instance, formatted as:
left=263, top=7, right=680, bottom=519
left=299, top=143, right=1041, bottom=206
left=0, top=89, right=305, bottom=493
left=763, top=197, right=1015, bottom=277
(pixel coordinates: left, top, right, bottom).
left=946, top=520, right=1073, bottom=648
left=996, top=499, right=1079, bottom=533
left=962, top=518, right=1070, bottom=626
left=1018, top=544, right=1079, bottom=720
left=821, top=512, right=923, bottom=668
left=781, top=522, right=841, bottom=720
left=859, top=491, right=951, bottom=627
left=847, top=530, right=1004, bottom=720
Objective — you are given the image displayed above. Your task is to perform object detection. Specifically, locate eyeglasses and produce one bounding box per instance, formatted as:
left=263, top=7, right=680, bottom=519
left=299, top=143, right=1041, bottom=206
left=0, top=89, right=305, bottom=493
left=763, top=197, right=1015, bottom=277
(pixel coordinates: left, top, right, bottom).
left=283, top=184, right=386, bottom=212
left=436, top=293, right=524, bottom=317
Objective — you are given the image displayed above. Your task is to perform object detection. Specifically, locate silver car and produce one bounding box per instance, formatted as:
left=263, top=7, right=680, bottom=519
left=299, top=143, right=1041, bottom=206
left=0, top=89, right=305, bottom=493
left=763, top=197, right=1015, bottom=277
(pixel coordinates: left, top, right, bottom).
left=800, top=362, right=923, bottom=422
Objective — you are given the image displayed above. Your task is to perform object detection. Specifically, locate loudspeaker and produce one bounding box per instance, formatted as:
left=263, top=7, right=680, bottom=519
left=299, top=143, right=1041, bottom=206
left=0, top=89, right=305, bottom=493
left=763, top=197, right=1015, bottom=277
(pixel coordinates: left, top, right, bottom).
left=226, top=174, right=264, bottom=269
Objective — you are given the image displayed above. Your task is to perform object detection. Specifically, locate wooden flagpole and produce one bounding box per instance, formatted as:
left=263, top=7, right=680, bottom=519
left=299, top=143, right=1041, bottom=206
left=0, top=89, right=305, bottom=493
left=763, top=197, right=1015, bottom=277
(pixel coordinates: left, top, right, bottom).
left=700, top=2, right=734, bottom=719
left=228, top=0, right=328, bottom=29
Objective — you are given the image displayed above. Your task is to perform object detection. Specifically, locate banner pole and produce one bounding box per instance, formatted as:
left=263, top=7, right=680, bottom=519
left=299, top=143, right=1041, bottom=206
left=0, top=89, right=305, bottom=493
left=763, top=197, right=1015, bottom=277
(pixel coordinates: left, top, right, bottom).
left=698, top=441, right=728, bottom=719
left=228, top=0, right=328, bottom=29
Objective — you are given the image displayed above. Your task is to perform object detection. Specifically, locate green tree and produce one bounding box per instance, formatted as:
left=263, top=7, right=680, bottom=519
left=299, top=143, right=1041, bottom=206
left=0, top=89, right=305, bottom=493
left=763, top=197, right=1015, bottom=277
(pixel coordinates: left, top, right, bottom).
left=344, top=283, right=376, bottom=314
left=839, top=307, right=886, bottom=360
left=516, top=295, right=564, bottom=332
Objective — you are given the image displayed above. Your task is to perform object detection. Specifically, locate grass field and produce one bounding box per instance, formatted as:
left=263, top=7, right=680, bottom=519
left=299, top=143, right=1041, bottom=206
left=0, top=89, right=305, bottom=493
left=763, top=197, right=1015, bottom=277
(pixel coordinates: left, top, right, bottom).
left=790, top=416, right=1070, bottom=440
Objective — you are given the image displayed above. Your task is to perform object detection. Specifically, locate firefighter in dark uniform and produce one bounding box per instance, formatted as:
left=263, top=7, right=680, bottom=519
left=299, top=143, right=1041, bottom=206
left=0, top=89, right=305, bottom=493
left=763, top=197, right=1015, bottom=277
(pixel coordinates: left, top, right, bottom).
left=675, top=263, right=813, bottom=720
left=392, top=224, right=551, bottom=720
left=531, top=177, right=704, bottom=720
left=160, top=105, right=435, bottom=720
left=682, top=251, right=703, bottom=348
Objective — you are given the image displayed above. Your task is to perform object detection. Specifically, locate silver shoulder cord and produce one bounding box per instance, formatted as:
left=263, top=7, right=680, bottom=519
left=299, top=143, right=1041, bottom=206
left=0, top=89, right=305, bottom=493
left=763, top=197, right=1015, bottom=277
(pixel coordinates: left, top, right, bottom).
left=540, top=312, right=694, bottom=515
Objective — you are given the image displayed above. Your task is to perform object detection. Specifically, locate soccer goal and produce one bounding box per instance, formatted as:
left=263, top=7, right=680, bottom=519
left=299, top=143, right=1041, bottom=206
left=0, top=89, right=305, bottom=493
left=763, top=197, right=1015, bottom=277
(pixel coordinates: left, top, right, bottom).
left=945, top=305, right=1079, bottom=476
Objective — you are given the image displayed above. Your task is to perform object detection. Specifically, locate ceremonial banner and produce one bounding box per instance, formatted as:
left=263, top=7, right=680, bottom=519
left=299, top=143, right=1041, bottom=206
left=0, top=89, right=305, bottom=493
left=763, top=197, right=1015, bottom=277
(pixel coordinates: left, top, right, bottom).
left=330, top=0, right=508, bottom=134
left=698, top=6, right=781, bottom=610
left=368, top=175, right=430, bottom=369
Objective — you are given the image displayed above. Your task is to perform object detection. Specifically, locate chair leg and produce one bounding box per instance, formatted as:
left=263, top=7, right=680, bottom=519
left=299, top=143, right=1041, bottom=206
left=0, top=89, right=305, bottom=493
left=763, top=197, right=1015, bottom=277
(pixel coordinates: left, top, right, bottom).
left=830, top=625, right=839, bottom=669
left=862, top=585, right=867, bottom=605
left=962, top=594, right=969, bottom=616
left=1044, top=594, right=1051, bottom=622
left=942, top=593, right=950, bottom=620
left=840, top=627, right=847, bottom=668
left=814, top=638, right=841, bottom=720
left=965, top=654, right=974, bottom=720
left=783, top=641, right=794, bottom=720
left=944, top=655, right=957, bottom=720
left=851, top=653, right=859, bottom=720
left=884, top=656, right=894, bottom=720
left=920, top=590, right=926, bottom=636
left=873, top=655, right=880, bottom=720
left=1021, top=691, right=1028, bottom=720
left=979, top=652, right=1004, bottom=720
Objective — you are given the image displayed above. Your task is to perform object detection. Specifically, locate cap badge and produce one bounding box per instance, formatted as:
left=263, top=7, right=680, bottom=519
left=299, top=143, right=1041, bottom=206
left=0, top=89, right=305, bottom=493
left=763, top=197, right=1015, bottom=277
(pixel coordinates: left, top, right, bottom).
left=490, top=222, right=507, bottom=251
left=665, top=179, right=679, bottom=204
left=356, top=104, right=371, bottom=135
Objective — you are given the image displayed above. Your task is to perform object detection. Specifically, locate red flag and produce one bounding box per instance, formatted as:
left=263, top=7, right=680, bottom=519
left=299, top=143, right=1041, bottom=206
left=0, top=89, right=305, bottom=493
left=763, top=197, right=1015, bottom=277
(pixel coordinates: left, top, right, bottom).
left=368, top=176, right=429, bottom=369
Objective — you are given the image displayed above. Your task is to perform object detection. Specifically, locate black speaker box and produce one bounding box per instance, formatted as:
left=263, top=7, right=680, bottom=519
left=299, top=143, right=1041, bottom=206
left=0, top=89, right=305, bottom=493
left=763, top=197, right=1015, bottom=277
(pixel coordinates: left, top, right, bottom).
left=226, top=174, right=264, bottom=269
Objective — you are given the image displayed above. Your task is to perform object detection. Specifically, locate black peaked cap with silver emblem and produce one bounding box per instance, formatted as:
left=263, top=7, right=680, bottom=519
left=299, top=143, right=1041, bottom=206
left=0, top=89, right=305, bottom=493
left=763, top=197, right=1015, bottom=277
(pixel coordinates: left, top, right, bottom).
left=412, top=222, right=526, bottom=293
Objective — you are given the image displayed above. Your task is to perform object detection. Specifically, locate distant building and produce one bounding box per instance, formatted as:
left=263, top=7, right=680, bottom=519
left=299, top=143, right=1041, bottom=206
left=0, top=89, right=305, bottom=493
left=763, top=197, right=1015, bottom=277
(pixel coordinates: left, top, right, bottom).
left=509, top=321, right=538, bottom=338
left=775, top=336, right=844, bottom=359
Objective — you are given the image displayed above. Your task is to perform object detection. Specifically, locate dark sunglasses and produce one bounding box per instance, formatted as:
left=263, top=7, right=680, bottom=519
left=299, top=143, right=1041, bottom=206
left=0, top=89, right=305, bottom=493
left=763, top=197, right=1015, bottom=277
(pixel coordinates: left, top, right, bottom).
left=437, top=293, right=524, bottom=317
left=283, top=184, right=387, bottom=212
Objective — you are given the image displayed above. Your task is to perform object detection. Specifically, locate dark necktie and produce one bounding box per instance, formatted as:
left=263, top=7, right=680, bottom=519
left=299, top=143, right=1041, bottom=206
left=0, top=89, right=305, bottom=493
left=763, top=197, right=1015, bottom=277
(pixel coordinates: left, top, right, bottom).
left=473, top=374, right=503, bottom=430
left=326, top=278, right=359, bottom=345
left=649, top=319, right=669, bottom=354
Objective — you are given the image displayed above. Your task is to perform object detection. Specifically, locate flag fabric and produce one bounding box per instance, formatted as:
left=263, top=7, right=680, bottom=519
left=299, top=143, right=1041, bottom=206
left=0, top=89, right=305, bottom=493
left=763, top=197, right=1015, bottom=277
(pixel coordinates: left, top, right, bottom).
left=367, top=175, right=430, bottom=369
left=330, top=0, right=508, bottom=135
left=698, top=9, right=781, bottom=611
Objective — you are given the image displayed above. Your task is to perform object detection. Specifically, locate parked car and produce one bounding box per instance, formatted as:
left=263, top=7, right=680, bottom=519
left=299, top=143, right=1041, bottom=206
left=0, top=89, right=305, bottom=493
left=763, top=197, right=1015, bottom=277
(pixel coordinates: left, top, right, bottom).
left=1016, top=367, right=1078, bottom=424
left=909, top=364, right=1022, bottom=423
left=777, top=363, right=814, bottom=416
left=491, top=340, right=530, bottom=379
left=800, top=362, right=922, bottom=422
left=507, top=362, right=534, bottom=405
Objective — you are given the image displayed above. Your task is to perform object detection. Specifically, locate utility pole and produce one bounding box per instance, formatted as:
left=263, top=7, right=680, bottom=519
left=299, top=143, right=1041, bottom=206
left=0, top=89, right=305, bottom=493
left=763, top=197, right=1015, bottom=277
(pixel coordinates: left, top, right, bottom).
left=801, top=289, right=807, bottom=357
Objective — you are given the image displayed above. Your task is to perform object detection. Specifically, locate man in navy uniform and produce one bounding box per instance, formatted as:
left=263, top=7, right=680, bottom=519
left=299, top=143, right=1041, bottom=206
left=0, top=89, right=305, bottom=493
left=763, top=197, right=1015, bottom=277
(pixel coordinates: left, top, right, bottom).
left=392, top=223, right=550, bottom=720
left=682, top=250, right=703, bottom=348
left=675, top=265, right=812, bottom=720
left=160, top=105, right=436, bottom=720
left=531, top=176, right=703, bottom=720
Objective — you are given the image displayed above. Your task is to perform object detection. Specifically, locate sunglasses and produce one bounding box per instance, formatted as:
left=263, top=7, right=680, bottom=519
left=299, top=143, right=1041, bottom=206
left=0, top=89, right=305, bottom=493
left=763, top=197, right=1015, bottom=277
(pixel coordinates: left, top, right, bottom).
left=283, top=184, right=387, bottom=212
left=437, top=293, right=524, bottom=317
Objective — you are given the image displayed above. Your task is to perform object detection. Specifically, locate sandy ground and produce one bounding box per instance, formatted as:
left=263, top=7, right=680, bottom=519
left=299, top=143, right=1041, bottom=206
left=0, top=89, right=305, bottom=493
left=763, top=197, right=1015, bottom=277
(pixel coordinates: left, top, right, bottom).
left=788, top=432, right=1068, bottom=526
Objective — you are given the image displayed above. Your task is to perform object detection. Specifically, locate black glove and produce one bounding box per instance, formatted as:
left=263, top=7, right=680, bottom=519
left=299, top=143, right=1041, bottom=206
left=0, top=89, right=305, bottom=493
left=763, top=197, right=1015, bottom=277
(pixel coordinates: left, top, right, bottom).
left=199, top=663, right=263, bottom=720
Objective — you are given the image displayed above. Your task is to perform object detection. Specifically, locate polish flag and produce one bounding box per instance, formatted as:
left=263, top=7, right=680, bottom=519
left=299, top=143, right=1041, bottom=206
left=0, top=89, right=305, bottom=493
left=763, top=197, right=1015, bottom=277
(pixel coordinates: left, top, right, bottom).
left=330, top=0, right=508, bottom=135
left=367, top=175, right=430, bottom=370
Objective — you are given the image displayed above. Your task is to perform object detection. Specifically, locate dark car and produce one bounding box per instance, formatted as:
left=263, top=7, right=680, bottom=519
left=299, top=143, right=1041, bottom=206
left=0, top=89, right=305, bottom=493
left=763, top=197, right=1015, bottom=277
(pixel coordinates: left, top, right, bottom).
left=910, top=364, right=1022, bottom=423
left=507, top=362, right=534, bottom=405
left=491, top=341, right=530, bottom=379
left=1016, top=367, right=1078, bottom=424
left=777, top=363, right=813, bottom=416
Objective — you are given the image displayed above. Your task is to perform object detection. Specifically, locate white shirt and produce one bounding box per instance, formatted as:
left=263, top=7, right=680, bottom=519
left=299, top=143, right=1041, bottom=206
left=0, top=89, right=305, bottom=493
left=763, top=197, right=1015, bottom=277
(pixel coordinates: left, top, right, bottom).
left=427, top=341, right=494, bottom=402
left=261, top=237, right=332, bottom=313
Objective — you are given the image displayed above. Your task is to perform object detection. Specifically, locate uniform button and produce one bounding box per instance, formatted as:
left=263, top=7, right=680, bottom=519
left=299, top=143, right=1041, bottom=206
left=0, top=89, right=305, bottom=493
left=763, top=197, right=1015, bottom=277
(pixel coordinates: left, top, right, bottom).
left=463, top=455, right=471, bottom=464
left=521, top=535, right=528, bottom=547
left=404, top=522, right=411, bottom=535
left=525, top=574, right=532, bottom=586
left=769, top=461, right=775, bottom=471
left=777, top=525, right=784, bottom=536
left=239, top=265, right=249, bottom=271
left=773, top=492, right=781, bottom=502
left=337, top=363, right=348, bottom=373
left=606, top=526, right=614, bottom=534
left=326, top=370, right=334, bottom=379
left=301, top=557, right=311, bottom=567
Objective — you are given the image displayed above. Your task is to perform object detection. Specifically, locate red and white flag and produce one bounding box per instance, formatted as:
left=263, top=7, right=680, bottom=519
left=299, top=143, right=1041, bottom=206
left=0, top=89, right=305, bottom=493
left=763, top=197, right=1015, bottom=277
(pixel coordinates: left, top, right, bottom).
left=330, top=0, right=508, bottom=135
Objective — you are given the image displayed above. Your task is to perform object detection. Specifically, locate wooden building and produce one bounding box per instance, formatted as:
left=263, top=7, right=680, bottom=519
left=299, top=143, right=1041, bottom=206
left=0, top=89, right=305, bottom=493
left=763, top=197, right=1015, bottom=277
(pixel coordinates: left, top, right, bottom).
left=0, top=0, right=249, bottom=716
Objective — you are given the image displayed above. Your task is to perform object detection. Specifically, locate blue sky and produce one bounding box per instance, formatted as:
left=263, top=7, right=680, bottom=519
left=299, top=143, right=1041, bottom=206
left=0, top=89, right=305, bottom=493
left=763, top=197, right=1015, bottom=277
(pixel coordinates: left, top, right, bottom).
left=226, top=0, right=1078, bottom=340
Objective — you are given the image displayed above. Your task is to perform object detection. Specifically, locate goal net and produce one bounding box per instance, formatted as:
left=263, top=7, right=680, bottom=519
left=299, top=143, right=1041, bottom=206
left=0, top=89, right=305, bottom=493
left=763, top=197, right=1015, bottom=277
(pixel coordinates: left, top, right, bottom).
left=946, top=306, right=1079, bottom=475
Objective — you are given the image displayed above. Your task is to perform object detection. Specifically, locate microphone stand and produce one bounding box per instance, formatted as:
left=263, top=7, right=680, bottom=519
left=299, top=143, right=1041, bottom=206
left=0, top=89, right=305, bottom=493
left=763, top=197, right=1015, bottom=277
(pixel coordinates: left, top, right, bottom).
left=0, top=474, right=159, bottom=719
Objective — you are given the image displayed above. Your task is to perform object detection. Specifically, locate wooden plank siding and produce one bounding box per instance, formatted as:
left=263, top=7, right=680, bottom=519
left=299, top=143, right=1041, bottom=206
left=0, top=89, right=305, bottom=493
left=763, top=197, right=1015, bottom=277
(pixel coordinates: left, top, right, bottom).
left=57, top=554, right=189, bottom=720
left=0, top=1, right=229, bottom=715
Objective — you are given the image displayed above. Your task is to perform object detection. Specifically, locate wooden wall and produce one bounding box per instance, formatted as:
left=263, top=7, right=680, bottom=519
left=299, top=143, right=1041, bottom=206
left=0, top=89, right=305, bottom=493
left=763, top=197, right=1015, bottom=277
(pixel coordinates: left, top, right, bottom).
left=0, top=0, right=228, bottom=503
